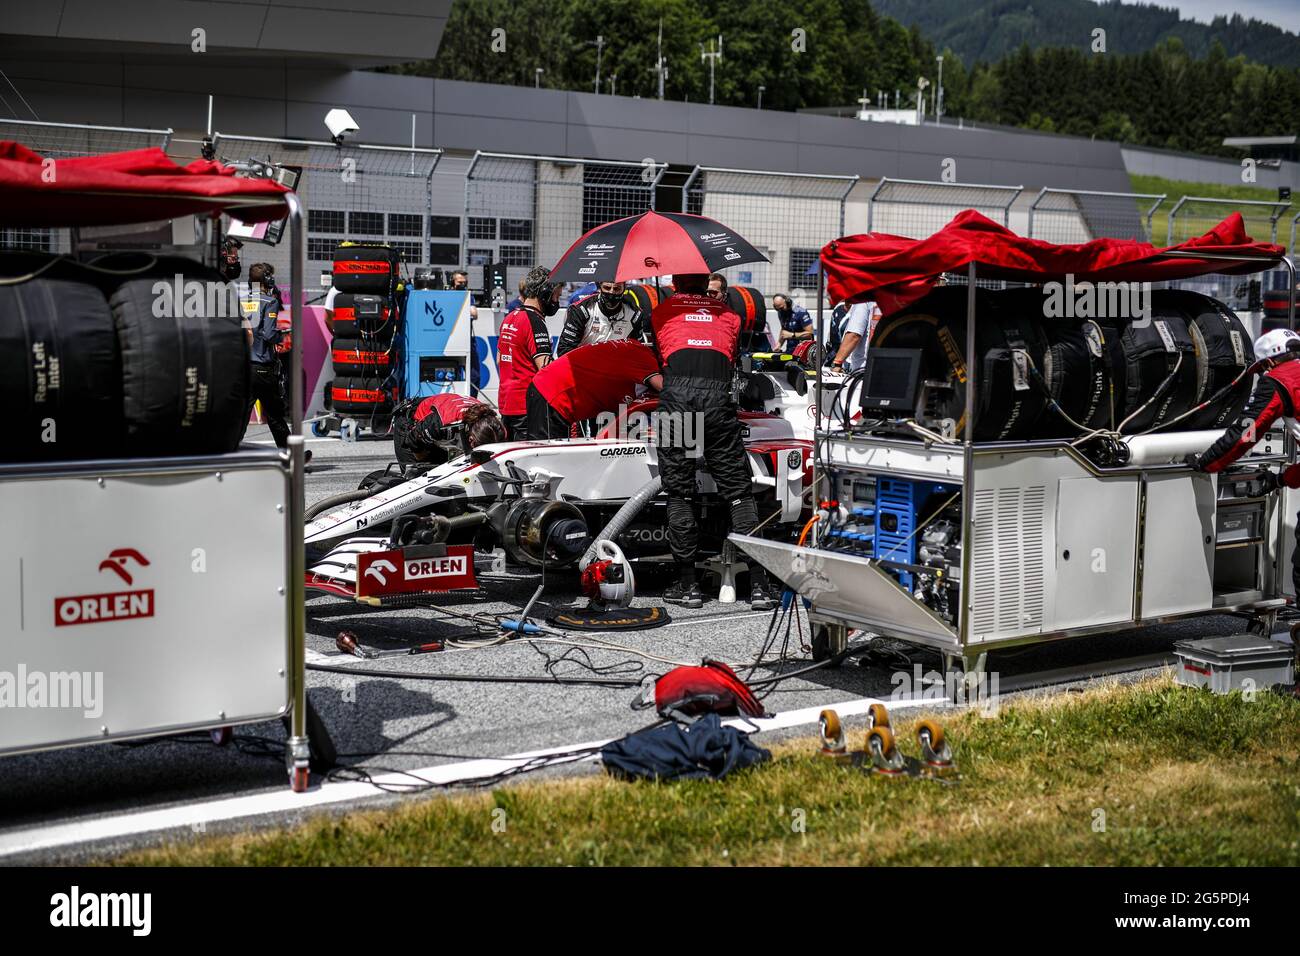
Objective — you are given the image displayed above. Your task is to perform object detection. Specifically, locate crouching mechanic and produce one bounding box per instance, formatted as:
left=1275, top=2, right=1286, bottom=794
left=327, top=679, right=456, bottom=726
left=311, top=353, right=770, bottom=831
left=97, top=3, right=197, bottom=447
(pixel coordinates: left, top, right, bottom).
left=526, top=339, right=663, bottom=439
left=556, top=280, right=653, bottom=356
left=1186, top=328, right=1300, bottom=589
left=392, top=393, right=506, bottom=468
left=650, top=273, right=779, bottom=611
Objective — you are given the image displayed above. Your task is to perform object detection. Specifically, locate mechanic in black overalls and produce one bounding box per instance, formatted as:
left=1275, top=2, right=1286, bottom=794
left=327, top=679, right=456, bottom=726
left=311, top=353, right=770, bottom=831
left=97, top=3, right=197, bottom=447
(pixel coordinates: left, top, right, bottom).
left=650, top=273, right=778, bottom=611
left=246, top=262, right=291, bottom=449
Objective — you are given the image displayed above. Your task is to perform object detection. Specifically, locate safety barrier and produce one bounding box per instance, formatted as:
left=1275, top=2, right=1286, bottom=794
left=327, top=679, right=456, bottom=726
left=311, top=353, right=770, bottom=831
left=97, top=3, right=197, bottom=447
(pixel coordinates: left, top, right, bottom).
left=1167, top=195, right=1290, bottom=246
left=1027, top=187, right=1166, bottom=244
left=208, top=133, right=442, bottom=293
left=0, top=118, right=173, bottom=254
left=462, top=152, right=666, bottom=303
left=867, top=177, right=1022, bottom=237
left=683, top=166, right=857, bottom=306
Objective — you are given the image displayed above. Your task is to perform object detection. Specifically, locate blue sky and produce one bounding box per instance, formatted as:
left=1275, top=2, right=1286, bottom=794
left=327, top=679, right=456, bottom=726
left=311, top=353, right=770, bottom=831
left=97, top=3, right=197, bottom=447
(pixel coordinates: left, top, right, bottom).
left=1159, top=1, right=1300, bottom=34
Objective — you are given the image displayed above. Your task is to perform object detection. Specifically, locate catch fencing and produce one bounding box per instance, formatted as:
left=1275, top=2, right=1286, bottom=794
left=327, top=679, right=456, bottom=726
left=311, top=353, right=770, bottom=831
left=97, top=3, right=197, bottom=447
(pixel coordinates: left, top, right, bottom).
left=867, top=177, right=1022, bottom=237
left=1027, top=187, right=1166, bottom=244
left=462, top=152, right=666, bottom=303
left=683, top=167, right=857, bottom=306
left=209, top=134, right=442, bottom=296
left=0, top=118, right=173, bottom=254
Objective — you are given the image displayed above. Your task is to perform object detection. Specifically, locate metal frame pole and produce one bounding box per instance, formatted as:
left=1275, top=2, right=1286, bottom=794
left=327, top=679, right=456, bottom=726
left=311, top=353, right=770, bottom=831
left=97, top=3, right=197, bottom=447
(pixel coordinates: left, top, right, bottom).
left=283, top=191, right=309, bottom=787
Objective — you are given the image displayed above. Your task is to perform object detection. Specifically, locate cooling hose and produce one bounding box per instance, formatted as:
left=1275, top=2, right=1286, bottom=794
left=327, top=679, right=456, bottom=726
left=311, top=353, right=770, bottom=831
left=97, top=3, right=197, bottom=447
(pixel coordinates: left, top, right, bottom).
left=579, top=475, right=663, bottom=568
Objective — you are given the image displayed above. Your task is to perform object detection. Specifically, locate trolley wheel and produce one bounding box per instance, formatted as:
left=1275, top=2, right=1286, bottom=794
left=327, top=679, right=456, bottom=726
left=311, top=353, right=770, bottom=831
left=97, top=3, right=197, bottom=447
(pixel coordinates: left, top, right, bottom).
left=340, top=419, right=359, bottom=443
left=311, top=419, right=330, bottom=437
left=210, top=726, right=232, bottom=746
left=819, top=709, right=844, bottom=752
left=291, top=766, right=310, bottom=793
left=916, top=719, right=945, bottom=752
left=866, top=702, right=891, bottom=729
left=867, top=725, right=897, bottom=760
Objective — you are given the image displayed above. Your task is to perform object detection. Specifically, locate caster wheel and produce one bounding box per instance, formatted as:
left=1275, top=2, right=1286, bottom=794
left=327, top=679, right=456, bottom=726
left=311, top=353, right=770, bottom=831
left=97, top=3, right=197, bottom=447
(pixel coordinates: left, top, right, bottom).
left=340, top=419, right=358, bottom=443
left=867, top=725, right=897, bottom=760
left=210, top=726, right=232, bottom=746
left=291, top=766, right=310, bottom=792
left=818, top=709, right=846, bottom=754
left=311, top=419, right=330, bottom=437
left=916, top=719, right=945, bottom=752
left=866, top=702, right=891, bottom=729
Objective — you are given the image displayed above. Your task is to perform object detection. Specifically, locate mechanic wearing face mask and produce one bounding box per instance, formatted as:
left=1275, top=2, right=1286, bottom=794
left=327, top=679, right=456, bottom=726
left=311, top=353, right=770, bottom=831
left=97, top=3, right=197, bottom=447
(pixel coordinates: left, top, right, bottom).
left=555, top=279, right=653, bottom=356
left=773, top=293, right=813, bottom=353
left=242, top=262, right=292, bottom=450
left=496, top=265, right=559, bottom=440
left=650, top=272, right=779, bottom=611
left=1186, top=328, right=1300, bottom=591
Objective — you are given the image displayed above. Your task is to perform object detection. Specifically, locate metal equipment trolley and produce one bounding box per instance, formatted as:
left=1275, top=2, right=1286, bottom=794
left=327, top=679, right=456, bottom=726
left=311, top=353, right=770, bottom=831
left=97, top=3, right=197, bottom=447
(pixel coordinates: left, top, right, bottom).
left=0, top=150, right=313, bottom=790
left=735, top=246, right=1299, bottom=689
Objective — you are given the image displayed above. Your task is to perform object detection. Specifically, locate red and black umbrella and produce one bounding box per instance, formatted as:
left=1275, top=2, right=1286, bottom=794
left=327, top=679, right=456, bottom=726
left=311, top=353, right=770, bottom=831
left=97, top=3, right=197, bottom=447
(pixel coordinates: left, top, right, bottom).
left=549, top=210, right=769, bottom=283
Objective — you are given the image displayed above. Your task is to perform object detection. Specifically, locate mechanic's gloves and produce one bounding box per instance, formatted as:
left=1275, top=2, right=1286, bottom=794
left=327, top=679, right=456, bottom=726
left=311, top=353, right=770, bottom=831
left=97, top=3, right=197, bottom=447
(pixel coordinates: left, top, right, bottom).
left=1257, top=470, right=1280, bottom=495
left=1183, top=453, right=1206, bottom=471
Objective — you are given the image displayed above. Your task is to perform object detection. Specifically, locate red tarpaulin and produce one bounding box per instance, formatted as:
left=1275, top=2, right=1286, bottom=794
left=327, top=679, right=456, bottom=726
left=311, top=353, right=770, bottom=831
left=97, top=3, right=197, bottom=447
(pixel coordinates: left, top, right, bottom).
left=821, top=209, right=1285, bottom=314
left=0, top=142, right=291, bottom=228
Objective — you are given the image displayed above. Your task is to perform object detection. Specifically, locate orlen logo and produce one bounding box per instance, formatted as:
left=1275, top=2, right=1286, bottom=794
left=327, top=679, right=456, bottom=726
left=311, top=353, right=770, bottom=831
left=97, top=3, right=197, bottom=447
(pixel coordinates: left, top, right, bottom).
left=54, top=549, right=154, bottom=627
left=405, top=555, right=468, bottom=580
left=683, top=313, right=713, bottom=323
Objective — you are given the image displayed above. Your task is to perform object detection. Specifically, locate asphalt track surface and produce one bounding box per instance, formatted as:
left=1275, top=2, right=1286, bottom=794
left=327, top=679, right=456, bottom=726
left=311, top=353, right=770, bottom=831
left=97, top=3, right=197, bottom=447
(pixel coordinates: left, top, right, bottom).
left=0, top=426, right=1263, bottom=863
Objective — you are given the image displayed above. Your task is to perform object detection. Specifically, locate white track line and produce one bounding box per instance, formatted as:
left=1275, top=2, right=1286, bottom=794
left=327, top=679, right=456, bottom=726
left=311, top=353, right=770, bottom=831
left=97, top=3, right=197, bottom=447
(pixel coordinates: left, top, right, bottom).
left=0, top=695, right=943, bottom=860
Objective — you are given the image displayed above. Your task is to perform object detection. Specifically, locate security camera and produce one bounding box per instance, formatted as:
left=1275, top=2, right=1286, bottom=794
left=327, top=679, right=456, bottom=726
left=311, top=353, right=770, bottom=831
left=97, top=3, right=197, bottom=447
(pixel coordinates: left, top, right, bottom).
left=324, top=108, right=359, bottom=145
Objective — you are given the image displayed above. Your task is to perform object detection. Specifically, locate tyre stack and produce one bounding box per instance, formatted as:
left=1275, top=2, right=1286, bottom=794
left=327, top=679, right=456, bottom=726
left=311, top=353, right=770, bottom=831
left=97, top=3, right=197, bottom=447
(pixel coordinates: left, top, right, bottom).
left=326, top=243, right=402, bottom=428
left=869, top=285, right=1252, bottom=441
left=0, top=252, right=250, bottom=463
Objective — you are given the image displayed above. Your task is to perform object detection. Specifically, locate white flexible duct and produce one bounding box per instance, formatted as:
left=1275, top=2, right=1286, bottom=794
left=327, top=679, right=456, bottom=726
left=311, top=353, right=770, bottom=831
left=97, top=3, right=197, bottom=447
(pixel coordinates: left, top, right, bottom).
left=1121, top=429, right=1227, bottom=466
left=579, top=475, right=663, bottom=569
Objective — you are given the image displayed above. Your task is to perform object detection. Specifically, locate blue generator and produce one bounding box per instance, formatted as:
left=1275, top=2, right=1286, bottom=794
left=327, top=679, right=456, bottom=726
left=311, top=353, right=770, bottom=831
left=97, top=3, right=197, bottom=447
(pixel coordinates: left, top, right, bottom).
left=873, top=478, right=958, bottom=589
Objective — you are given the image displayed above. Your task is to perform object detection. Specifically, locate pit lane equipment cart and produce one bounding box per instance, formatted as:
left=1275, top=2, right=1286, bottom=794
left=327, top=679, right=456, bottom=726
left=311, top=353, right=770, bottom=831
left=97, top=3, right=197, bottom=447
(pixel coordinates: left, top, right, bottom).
left=0, top=142, right=315, bottom=791
left=734, top=211, right=1299, bottom=687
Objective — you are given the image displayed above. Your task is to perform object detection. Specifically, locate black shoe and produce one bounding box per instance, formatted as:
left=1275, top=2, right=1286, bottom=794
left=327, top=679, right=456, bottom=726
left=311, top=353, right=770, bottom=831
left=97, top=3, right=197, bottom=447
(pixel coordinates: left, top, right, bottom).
left=663, top=581, right=705, bottom=609
left=749, top=582, right=779, bottom=611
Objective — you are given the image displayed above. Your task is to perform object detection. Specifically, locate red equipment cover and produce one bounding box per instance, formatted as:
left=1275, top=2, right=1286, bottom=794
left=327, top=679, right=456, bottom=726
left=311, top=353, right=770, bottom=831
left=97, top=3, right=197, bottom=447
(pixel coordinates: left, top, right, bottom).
left=653, top=660, right=769, bottom=721
left=821, top=210, right=1284, bottom=315
left=356, top=545, right=477, bottom=597
left=0, top=142, right=290, bottom=228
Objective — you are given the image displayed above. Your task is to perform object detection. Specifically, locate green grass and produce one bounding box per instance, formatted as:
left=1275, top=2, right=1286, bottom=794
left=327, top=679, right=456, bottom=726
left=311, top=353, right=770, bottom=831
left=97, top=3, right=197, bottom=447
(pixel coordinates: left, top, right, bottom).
left=1128, top=173, right=1288, bottom=246
left=116, top=677, right=1300, bottom=866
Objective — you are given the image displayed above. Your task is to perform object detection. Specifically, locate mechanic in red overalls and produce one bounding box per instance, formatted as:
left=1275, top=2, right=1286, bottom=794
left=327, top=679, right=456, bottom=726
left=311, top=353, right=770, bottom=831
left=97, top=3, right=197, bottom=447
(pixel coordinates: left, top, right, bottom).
left=1188, top=328, right=1300, bottom=591
left=526, top=339, right=664, bottom=439
left=497, top=266, right=559, bottom=439
left=650, top=273, right=778, bottom=611
left=392, top=392, right=505, bottom=468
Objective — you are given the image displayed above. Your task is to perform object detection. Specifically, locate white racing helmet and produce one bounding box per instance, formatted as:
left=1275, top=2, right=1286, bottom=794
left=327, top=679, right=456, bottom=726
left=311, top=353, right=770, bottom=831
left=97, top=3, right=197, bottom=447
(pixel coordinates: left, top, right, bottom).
left=1253, top=328, right=1300, bottom=361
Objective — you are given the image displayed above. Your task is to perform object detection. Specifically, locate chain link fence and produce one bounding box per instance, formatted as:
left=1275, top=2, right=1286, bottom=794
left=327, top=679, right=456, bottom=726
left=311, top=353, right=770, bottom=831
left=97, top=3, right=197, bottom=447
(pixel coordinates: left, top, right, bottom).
left=0, top=118, right=173, bottom=254
left=462, top=152, right=666, bottom=302
left=210, top=134, right=441, bottom=295
left=682, top=167, right=857, bottom=305
left=1028, top=187, right=1166, bottom=244
left=1167, top=195, right=1290, bottom=246
left=867, top=177, right=1022, bottom=237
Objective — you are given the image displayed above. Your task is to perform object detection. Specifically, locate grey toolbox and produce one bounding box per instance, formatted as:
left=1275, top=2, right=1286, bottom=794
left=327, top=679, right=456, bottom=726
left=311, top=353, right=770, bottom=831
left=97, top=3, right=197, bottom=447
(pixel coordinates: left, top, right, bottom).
left=1173, top=635, right=1295, bottom=694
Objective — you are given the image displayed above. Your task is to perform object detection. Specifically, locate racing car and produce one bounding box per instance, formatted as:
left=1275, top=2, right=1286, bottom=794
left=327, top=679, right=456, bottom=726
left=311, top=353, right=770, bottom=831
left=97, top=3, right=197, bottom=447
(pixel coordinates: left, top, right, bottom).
left=305, top=362, right=827, bottom=588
